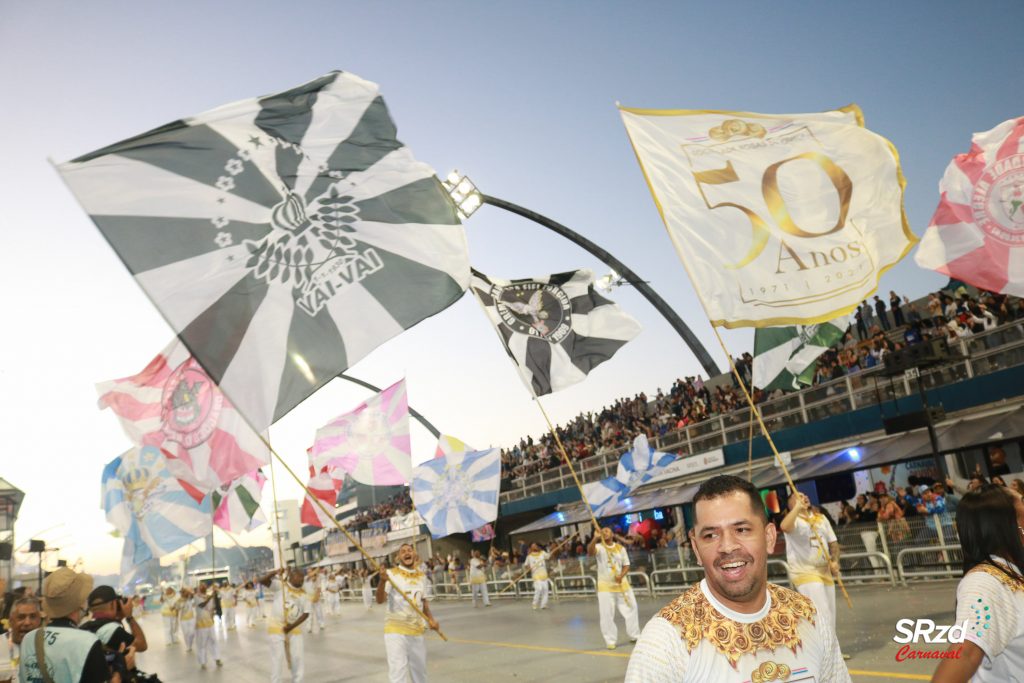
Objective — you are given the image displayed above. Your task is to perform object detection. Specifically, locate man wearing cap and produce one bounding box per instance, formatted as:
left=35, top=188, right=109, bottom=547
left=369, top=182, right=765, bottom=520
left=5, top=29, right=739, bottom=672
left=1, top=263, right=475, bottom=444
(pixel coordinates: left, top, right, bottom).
left=17, top=567, right=111, bottom=683
left=80, top=586, right=148, bottom=656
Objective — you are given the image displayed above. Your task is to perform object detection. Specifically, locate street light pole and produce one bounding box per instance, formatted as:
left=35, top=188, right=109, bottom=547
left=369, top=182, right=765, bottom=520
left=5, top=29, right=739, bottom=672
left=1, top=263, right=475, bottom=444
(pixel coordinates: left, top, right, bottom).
left=477, top=194, right=721, bottom=377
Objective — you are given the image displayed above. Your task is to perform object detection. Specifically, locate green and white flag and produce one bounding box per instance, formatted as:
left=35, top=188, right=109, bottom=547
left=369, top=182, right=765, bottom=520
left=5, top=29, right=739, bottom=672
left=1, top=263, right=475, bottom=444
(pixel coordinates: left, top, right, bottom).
left=752, top=319, right=848, bottom=392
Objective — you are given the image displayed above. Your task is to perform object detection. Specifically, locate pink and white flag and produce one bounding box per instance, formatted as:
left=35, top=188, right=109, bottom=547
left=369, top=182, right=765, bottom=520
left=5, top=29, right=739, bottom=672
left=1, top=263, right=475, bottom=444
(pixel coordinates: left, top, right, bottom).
left=300, top=466, right=344, bottom=528
left=916, top=117, right=1024, bottom=294
left=310, top=379, right=411, bottom=486
left=212, top=470, right=267, bottom=533
left=97, top=339, right=270, bottom=498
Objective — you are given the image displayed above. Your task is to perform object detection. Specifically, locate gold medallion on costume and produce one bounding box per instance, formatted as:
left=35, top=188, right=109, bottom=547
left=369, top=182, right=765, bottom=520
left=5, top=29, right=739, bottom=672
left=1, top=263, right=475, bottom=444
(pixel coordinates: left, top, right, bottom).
left=752, top=660, right=792, bottom=682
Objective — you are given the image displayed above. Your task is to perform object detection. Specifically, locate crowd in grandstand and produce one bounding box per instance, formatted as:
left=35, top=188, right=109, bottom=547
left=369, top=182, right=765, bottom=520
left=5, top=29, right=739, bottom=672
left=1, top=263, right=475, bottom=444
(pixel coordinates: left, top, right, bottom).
left=500, top=285, right=1023, bottom=486
left=345, top=490, right=413, bottom=530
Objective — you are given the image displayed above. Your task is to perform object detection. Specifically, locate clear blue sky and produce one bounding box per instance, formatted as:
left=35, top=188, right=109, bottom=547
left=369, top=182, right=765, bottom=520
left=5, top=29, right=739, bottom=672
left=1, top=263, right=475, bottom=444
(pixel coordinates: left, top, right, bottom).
left=1, top=1, right=1021, bottom=574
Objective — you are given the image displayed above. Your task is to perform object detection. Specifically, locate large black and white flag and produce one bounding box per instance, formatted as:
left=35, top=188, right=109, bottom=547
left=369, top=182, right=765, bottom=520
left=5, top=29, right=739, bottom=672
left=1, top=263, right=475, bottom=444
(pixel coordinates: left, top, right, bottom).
left=471, top=269, right=641, bottom=396
left=59, top=71, right=471, bottom=430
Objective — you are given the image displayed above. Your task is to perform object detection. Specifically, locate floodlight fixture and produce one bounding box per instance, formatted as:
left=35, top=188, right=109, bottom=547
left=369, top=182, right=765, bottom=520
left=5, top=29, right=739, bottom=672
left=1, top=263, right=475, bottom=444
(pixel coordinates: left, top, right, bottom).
left=442, top=169, right=483, bottom=219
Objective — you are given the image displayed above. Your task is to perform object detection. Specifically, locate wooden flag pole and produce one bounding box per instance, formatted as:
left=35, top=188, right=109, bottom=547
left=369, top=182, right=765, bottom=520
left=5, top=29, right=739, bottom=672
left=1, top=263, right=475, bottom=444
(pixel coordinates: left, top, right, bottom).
left=495, top=531, right=579, bottom=596
left=266, top=446, right=293, bottom=666
left=261, top=439, right=447, bottom=641
left=711, top=327, right=852, bottom=609
left=532, top=396, right=602, bottom=531
left=746, top=409, right=756, bottom=482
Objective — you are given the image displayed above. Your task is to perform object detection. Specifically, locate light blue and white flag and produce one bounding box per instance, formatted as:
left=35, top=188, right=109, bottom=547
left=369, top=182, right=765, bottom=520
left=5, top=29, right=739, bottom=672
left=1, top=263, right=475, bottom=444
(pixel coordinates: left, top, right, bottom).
left=410, top=448, right=501, bottom=538
left=102, top=445, right=212, bottom=567
left=581, top=435, right=676, bottom=517
left=615, top=434, right=676, bottom=492
left=581, top=476, right=627, bottom=517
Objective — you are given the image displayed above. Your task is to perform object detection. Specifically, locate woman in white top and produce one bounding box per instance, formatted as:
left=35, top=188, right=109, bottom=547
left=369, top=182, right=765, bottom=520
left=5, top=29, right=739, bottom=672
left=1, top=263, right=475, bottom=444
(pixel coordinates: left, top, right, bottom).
left=932, top=483, right=1024, bottom=682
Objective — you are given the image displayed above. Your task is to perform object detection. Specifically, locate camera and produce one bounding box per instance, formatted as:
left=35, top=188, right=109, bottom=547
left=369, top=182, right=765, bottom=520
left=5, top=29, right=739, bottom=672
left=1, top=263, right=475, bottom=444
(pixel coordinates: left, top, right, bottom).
left=104, top=650, right=130, bottom=682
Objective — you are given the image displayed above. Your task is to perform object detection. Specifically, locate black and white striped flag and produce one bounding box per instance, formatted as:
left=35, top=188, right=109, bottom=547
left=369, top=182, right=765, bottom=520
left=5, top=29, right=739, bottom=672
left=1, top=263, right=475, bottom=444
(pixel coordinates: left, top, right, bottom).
left=471, top=269, right=641, bottom=396
left=59, top=71, right=470, bottom=430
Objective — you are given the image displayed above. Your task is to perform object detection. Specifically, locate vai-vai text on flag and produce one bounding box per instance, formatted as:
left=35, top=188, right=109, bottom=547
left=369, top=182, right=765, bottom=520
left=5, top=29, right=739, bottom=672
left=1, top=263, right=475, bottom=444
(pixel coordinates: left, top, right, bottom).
left=620, top=105, right=915, bottom=328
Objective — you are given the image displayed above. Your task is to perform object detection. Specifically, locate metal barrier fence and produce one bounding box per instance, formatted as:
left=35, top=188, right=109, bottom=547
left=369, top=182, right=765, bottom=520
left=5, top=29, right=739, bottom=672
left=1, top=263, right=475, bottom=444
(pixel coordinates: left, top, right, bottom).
left=554, top=575, right=597, bottom=597
left=897, top=544, right=964, bottom=583
left=502, top=321, right=1024, bottom=503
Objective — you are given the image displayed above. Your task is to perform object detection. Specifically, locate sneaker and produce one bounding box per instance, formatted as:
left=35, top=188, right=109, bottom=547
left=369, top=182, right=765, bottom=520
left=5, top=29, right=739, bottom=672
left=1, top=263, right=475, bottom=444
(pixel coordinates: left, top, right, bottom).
left=200, top=664, right=207, bottom=670
left=842, top=654, right=851, bottom=660
left=532, top=605, right=538, bottom=610
left=216, top=660, right=223, bottom=667
left=606, top=644, right=616, bottom=650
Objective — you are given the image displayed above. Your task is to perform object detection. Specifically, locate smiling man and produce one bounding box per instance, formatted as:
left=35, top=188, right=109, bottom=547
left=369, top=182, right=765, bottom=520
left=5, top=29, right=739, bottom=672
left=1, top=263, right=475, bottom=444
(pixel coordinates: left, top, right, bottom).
left=376, top=543, right=439, bottom=683
left=625, top=475, right=850, bottom=682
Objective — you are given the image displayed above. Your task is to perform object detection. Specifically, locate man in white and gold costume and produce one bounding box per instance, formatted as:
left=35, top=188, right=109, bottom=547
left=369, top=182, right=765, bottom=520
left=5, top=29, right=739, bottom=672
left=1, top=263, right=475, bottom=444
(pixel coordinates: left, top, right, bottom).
left=588, top=527, right=641, bottom=649
left=376, top=543, right=440, bottom=683
left=779, top=492, right=840, bottom=635
left=626, top=475, right=849, bottom=682
left=524, top=542, right=554, bottom=610
left=260, top=568, right=309, bottom=683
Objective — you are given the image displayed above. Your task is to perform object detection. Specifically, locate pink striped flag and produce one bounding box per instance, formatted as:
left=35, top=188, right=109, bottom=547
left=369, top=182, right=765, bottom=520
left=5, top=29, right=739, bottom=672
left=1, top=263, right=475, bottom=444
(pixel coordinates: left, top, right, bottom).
left=916, top=117, right=1024, bottom=294
left=97, top=339, right=269, bottom=498
left=301, top=466, right=343, bottom=527
left=310, top=379, right=411, bottom=486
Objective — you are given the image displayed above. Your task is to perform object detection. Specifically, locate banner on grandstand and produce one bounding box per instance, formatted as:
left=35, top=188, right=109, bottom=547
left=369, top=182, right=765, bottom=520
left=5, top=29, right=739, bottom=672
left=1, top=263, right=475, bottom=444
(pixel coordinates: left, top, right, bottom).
left=644, top=449, right=725, bottom=485
left=620, top=104, right=915, bottom=328
left=915, top=116, right=1024, bottom=296
left=390, top=510, right=423, bottom=531
left=752, top=318, right=848, bottom=392
left=470, top=268, right=641, bottom=396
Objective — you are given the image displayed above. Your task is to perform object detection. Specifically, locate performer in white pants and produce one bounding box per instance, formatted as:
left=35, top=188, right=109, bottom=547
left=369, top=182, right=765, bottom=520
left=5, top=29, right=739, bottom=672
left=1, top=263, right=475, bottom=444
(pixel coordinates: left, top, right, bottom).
left=589, top=528, right=641, bottom=649
left=468, top=550, right=491, bottom=607
left=361, top=568, right=375, bottom=610
left=260, top=568, right=309, bottom=683
left=304, top=569, right=324, bottom=632
left=325, top=572, right=341, bottom=615
left=243, top=581, right=260, bottom=627
left=158, top=587, right=179, bottom=645
left=780, top=492, right=840, bottom=636
left=194, top=584, right=223, bottom=669
left=524, top=543, right=552, bottom=610
left=221, top=582, right=238, bottom=632
left=377, top=543, right=441, bottom=683
left=178, top=588, right=196, bottom=652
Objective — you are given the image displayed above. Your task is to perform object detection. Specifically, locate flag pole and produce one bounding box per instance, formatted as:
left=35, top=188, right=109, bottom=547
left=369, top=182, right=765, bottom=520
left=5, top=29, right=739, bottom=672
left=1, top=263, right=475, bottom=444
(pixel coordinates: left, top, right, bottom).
left=746, top=409, right=755, bottom=482
left=261, top=439, right=447, bottom=641
left=532, top=395, right=602, bottom=531
left=711, top=326, right=852, bottom=609
left=266, top=438, right=293, bottom=667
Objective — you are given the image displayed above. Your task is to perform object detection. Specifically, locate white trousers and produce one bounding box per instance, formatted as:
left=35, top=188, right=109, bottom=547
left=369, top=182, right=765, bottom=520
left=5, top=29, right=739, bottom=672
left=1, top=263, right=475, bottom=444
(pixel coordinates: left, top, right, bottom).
left=470, top=582, right=490, bottom=607
left=223, top=607, right=237, bottom=630
left=162, top=615, right=178, bottom=643
left=270, top=633, right=304, bottom=683
left=597, top=590, right=640, bottom=647
left=306, top=601, right=324, bottom=632
left=326, top=591, right=340, bottom=614
left=797, top=581, right=837, bottom=635
left=195, top=626, right=219, bottom=666
left=180, top=619, right=196, bottom=650
left=532, top=580, right=549, bottom=609
left=363, top=586, right=374, bottom=609
left=246, top=605, right=259, bottom=627
left=384, top=633, right=427, bottom=683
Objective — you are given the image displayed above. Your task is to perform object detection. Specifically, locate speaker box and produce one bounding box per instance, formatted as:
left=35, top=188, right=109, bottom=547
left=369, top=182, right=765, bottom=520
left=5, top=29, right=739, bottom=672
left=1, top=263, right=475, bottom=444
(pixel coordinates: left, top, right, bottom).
left=29, top=539, right=45, bottom=553
left=0, top=542, right=11, bottom=561
left=883, top=406, right=946, bottom=434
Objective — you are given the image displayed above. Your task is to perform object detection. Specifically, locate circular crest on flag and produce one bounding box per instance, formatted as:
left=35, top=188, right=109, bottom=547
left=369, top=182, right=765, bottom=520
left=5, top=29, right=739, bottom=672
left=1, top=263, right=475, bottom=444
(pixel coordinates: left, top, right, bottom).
left=346, top=409, right=393, bottom=459
left=431, top=463, right=472, bottom=510
left=161, top=360, right=223, bottom=448
left=492, top=282, right=572, bottom=342
left=974, top=154, right=1024, bottom=245
left=118, top=445, right=170, bottom=518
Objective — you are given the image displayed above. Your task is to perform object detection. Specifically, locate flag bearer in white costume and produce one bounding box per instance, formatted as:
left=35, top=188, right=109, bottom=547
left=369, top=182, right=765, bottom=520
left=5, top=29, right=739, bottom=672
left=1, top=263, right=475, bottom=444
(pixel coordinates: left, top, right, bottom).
left=525, top=542, right=554, bottom=610
left=194, top=583, right=223, bottom=669
left=260, top=568, right=309, bottom=683
left=325, top=571, right=341, bottom=615
left=303, top=569, right=323, bottom=632
left=220, top=582, right=238, bottom=632
left=932, top=483, right=1024, bottom=683
left=468, top=550, right=491, bottom=608
left=177, top=587, right=196, bottom=652
left=158, top=586, right=179, bottom=645
left=361, top=568, right=375, bottom=610
left=589, top=527, right=641, bottom=649
left=243, top=580, right=260, bottom=628
left=376, top=543, right=440, bottom=683
left=779, top=492, right=841, bottom=636
left=626, top=475, right=849, bottom=682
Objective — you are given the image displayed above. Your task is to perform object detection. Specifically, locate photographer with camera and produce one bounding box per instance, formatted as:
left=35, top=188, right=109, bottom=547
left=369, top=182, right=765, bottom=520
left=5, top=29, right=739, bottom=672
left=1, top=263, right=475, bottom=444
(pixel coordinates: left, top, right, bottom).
left=80, top=586, right=157, bottom=682
left=17, top=567, right=113, bottom=683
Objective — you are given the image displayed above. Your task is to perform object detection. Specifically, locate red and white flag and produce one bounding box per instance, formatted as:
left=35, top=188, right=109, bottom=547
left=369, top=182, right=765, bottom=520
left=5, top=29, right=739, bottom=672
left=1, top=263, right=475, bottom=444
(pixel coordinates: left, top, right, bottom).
left=97, top=339, right=269, bottom=498
left=916, top=117, right=1024, bottom=294
left=300, top=466, right=343, bottom=528
left=309, top=379, right=411, bottom=486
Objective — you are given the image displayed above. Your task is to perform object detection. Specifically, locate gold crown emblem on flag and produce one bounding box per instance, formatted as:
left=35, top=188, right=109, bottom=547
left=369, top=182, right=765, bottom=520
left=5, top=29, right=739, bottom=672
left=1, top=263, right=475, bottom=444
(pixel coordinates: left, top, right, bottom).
left=708, top=119, right=767, bottom=142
